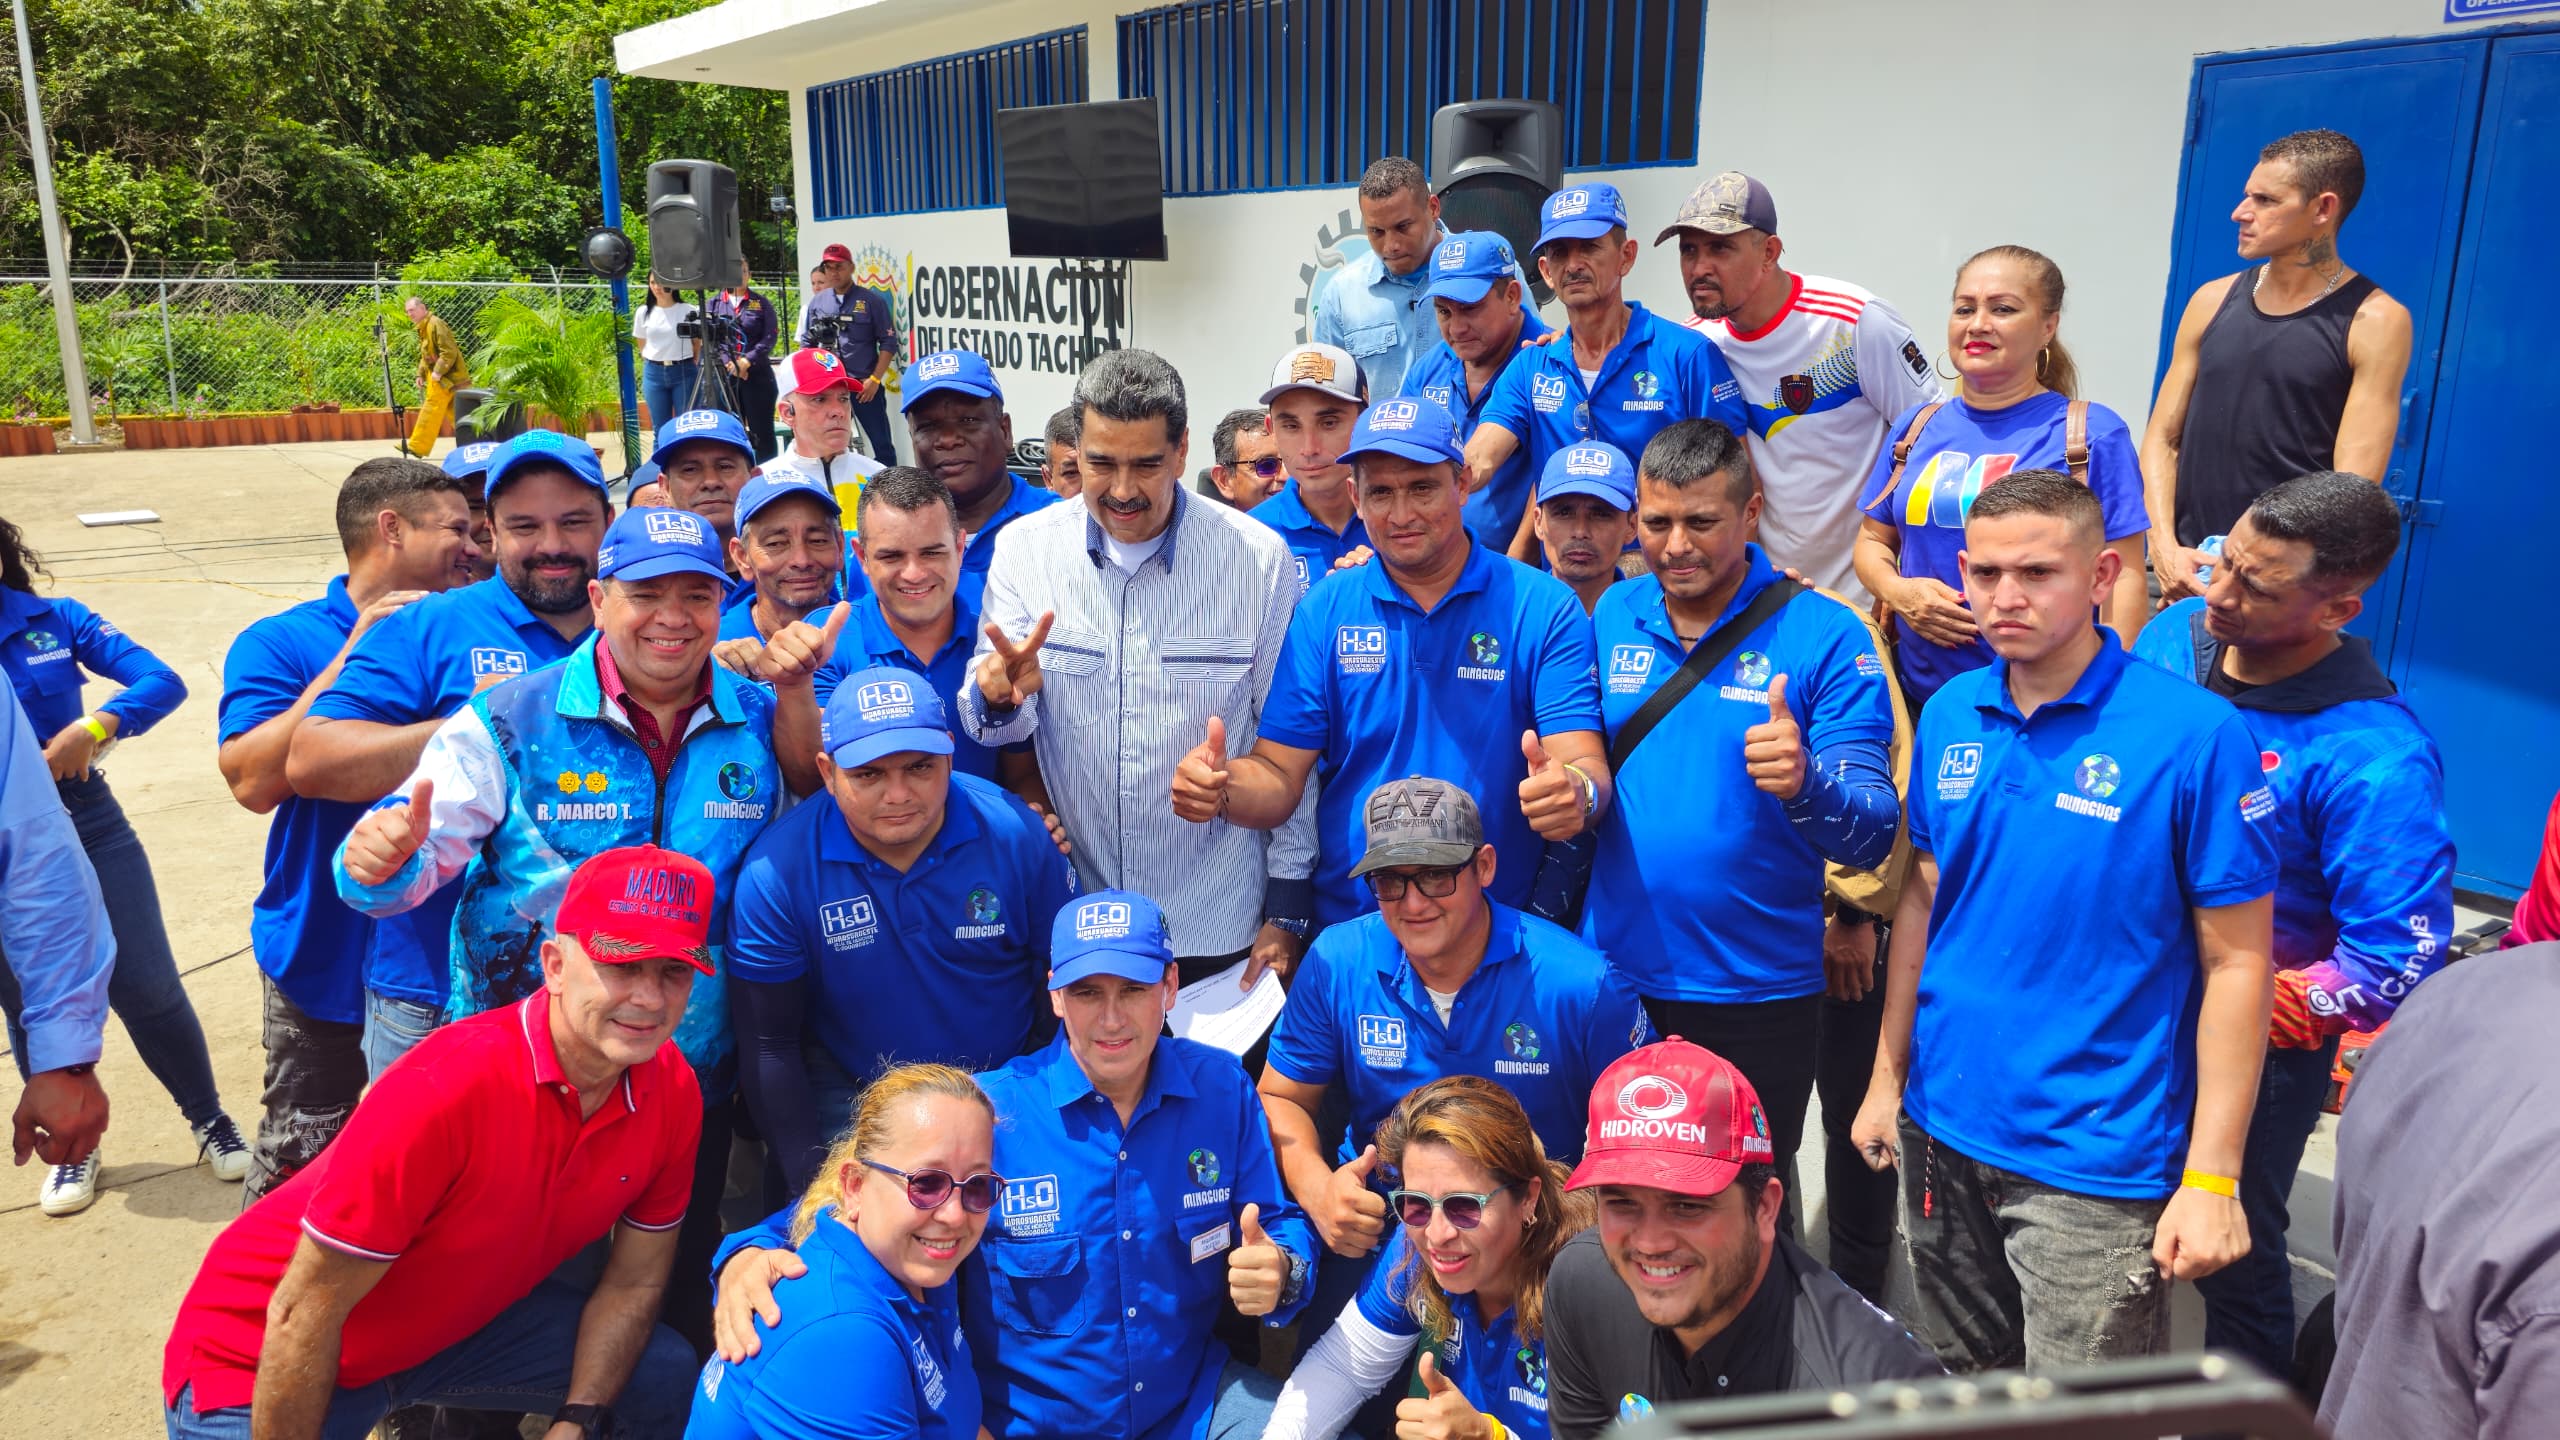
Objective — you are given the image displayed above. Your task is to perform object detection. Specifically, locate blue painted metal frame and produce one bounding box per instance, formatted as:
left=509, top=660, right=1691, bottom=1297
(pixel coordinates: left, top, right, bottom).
left=1117, top=0, right=1706, bottom=198
left=805, top=26, right=1090, bottom=220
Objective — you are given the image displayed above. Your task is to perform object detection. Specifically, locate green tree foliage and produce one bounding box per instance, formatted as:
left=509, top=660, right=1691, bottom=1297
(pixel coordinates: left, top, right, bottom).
left=0, top=0, right=789, bottom=271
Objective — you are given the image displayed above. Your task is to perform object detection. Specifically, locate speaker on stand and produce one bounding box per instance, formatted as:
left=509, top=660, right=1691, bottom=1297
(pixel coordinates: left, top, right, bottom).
left=1430, top=101, right=1564, bottom=306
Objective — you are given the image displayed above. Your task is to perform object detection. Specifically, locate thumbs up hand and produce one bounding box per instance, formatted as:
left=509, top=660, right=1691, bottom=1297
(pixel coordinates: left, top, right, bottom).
left=1743, top=673, right=1806, bottom=799
left=344, top=778, right=435, bottom=887
left=1226, top=1201, right=1289, bottom=1316
left=1315, top=1145, right=1391, bottom=1258
left=1395, top=1351, right=1489, bottom=1440
left=1516, top=729, right=1591, bottom=840
left=757, top=601, right=851, bottom=690
left=1170, top=714, right=1232, bottom=823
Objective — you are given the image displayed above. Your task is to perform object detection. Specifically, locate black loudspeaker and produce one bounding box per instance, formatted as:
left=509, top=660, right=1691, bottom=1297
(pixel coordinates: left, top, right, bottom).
left=645, top=159, right=742, bottom=288
left=1430, top=101, right=1564, bottom=305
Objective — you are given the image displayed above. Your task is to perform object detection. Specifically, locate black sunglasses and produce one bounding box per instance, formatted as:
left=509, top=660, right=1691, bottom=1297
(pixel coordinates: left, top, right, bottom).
left=1368, top=865, right=1468, bottom=903
left=1244, top=457, right=1286, bottom=479
left=1390, top=1183, right=1519, bottom=1230
left=860, top=1158, right=1005, bottom=1213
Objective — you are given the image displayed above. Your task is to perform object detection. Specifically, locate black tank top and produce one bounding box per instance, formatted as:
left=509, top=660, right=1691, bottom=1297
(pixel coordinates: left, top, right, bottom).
left=2173, top=269, right=2379, bottom=545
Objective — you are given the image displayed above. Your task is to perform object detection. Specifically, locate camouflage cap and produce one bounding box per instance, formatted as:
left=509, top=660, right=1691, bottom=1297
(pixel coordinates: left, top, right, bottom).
left=1349, top=777, right=1486, bottom=878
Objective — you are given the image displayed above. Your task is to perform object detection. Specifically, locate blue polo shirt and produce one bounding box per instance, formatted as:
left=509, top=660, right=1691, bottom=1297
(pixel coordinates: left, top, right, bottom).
left=961, top=1035, right=1318, bottom=1440
left=726, top=771, right=1078, bottom=1078
left=1478, top=303, right=1747, bottom=491
left=1586, top=552, right=1896, bottom=1002
left=1253, top=478, right=1369, bottom=599
left=1265, top=904, right=1650, bottom=1165
left=0, top=589, right=188, bottom=742
left=1401, top=305, right=1555, bottom=549
left=839, top=591, right=1006, bottom=782
left=309, top=576, right=588, bottom=1007
left=217, top=577, right=373, bottom=1024
left=959, top=476, right=1063, bottom=612
left=1904, top=640, right=2278, bottom=1198
left=689, top=1210, right=981, bottom=1440
left=714, top=596, right=853, bottom=708
left=1357, top=1230, right=1552, bottom=1438
left=1259, top=541, right=1602, bottom=930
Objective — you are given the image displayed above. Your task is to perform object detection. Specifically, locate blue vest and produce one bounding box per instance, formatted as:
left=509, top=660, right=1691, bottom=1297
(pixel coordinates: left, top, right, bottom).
left=446, top=634, right=779, bottom=1078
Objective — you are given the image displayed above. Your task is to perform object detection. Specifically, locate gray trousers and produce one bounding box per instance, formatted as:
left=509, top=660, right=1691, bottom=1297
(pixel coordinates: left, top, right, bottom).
left=1898, top=1114, right=2171, bottom=1372
left=245, top=973, right=367, bottom=1202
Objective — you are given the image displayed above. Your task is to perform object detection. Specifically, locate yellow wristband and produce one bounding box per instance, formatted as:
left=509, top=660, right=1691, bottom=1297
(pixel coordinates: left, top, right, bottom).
left=80, top=715, right=109, bottom=743
left=1485, top=1421, right=1507, bottom=1440
left=2180, top=1169, right=2239, bottom=1198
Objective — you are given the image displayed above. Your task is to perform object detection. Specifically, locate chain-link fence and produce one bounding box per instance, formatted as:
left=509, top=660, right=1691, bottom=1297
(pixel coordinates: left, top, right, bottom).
left=0, top=266, right=805, bottom=424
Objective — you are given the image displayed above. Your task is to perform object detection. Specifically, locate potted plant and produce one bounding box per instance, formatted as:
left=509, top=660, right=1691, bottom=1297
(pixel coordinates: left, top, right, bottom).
left=470, top=293, right=619, bottom=443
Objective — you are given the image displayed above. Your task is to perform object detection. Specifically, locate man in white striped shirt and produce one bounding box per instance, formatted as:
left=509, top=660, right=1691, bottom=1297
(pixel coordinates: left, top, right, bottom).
left=960, top=349, right=1319, bottom=998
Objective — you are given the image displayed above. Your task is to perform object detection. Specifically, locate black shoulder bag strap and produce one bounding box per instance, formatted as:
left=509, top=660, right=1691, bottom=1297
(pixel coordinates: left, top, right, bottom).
left=1608, top=578, right=1805, bottom=773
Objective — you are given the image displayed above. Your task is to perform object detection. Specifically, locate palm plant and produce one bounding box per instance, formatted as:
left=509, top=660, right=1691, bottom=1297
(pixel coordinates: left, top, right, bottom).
left=469, top=293, right=619, bottom=434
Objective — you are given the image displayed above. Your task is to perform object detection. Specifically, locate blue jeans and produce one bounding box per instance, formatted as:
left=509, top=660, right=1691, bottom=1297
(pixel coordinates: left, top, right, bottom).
left=0, top=772, right=224, bottom=1128
left=644, top=359, right=699, bottom=432
left=1205, top=1359, right=1280, bottom=1439
left=2196, top=1039, right=2339, bottom=1379
left=163, top=1276, right=697, bottom=1440
left=363, top=988, right=444, bottom=1081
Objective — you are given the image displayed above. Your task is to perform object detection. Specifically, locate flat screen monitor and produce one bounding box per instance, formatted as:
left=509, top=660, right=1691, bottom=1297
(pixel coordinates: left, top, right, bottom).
left=998, top=99, right=1168, bottom=261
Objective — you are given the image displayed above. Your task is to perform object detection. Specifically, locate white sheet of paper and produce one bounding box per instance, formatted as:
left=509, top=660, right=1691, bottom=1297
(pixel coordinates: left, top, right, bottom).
left=76, top=510, right=160, bottom=527
left=1169, top=958, right=1285, bottom=1057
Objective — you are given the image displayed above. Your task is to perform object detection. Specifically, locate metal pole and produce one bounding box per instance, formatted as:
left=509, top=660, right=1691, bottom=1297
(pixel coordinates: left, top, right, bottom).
left=156, top=279, right=179, bottom=411
left=593, top=77, right=640, bottom=477
left=12, top=0, right=95, bottom=443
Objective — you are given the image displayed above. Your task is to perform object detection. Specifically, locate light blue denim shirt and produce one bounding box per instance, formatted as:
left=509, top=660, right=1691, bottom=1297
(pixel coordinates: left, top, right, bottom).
left=1311, top=224, right=1526, bottom=400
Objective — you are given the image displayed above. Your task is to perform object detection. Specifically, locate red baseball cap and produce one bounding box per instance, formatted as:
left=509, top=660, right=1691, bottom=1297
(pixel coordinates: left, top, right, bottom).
left=819, top=243, right=853, bottom=264
left=552, top=846, right=716, bottom=974
left=783, top=347, right=854, bottom=397
left=1566, top=1038, right=1776, bottom=1196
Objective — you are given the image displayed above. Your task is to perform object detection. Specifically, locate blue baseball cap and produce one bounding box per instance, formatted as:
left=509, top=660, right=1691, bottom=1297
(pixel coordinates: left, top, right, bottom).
left=820, top=665, right=955, bottom=769
left=1337, top=396, right=1465, bottom=469
left=595, top=505, right=727, bottom=583
left=1535, top=182, right=1632, bottom=253
left=1423, top=231, right=1521, bottom=306
left=732, top=470, right=842, bottom=531
left=1049, top=890, right=1175, bottom=988
left=901, top=349, right=1004, bottom=413
left=441, top=440, right=501, bottom=481
left=484, top=429, right=607, bottom=502
left=650, top=408, right=756, bottom=469
left=1538, top=441, right=1637, bottom=511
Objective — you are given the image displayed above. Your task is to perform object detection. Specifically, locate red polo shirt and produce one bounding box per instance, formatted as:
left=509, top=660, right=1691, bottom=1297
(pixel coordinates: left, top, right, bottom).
left=593, top=637, right=712, bottom=781
left=162, top=991, right=700, bottom=1412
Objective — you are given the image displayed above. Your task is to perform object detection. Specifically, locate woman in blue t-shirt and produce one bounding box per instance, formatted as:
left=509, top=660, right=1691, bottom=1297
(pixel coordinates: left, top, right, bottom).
left=0, top=516, right=249, bottom=1216
left=1851, top=245, right=2151, bottom=706
left=688, top=1063, right=996, bottom=1440
left=1266, top=1076, right=1591, bottom=1440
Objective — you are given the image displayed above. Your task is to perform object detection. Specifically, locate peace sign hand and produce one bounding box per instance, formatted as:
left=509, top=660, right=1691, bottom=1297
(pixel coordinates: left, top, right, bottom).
left=976, top=611, right=1055, bottom=709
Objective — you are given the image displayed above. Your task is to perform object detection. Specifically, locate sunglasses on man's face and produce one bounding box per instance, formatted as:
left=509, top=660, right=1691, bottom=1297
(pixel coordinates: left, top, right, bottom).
left=1367, top=864, right=1467, bottom=904
left=861, top=1158, right=1005, bottom=1212
left=1389, top=1183, right=1518, bottom=1230
left=1243, top=457, right=1286, bottom=479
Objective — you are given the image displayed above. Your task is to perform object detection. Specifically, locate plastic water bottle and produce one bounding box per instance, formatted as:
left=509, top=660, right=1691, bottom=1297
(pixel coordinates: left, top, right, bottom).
left=2193, top=533, right=2226, bottom=585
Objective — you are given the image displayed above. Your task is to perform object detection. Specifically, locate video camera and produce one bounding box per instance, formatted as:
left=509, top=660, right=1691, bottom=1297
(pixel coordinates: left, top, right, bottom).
left=801, top=308, right=853, bottom=354
left=677, top=308, right=741, bottom=353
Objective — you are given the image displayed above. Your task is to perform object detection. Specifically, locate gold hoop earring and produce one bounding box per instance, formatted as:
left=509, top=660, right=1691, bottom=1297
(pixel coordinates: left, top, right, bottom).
left=1934, top=350, right=1960, bottom=382
left=2038, top=346, right=2052, bottom=376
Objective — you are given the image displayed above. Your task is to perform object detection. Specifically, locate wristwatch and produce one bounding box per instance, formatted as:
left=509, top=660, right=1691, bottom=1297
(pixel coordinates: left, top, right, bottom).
left=552, top=1403, right=616, bottom=1439
left=1279, top=1248, right=1312, bottom=1309
left=1265, top=916, right=1310, bottom=940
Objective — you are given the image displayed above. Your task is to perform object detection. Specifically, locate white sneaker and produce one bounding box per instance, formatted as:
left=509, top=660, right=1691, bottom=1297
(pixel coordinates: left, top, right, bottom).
left=39, top=1148, right=100, bottom=1216
left=195, top=1113, right=252, bottom=1183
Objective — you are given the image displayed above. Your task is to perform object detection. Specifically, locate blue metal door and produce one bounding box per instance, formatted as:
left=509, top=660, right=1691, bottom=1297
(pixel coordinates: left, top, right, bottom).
left=2391, top=32, right=2560, bottom=894
left=2160, top=38, right=2488, bottom=659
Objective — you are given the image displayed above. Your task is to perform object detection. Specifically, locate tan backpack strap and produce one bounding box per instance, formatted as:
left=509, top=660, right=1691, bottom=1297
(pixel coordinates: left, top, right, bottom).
left=1887, top=400, right=1949, bottom=491
left=2065, top=400, right=2091, bottom=484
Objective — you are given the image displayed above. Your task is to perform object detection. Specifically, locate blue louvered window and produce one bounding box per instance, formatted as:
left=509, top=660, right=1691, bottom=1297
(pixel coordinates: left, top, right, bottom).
left=1118, top=0, right=1705, bottom=198
left=806, top=27, right=1091, bottom=219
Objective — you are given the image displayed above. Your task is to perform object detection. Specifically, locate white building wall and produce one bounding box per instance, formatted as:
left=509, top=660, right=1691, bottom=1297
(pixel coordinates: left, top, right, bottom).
left=745, top=0, right=2511, bottom=457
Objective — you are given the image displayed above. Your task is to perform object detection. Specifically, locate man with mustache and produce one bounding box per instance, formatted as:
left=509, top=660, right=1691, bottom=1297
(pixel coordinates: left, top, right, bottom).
left=1532, top=441, right=1640, bottom=616
left=290, top=430, right=611, bottom=1078
left=1466, top=184, right=1749, bottom=558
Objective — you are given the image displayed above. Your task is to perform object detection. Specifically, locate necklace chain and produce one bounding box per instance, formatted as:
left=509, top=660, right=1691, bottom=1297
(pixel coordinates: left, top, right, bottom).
left=2256, top=261, right=2347, bottom=303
